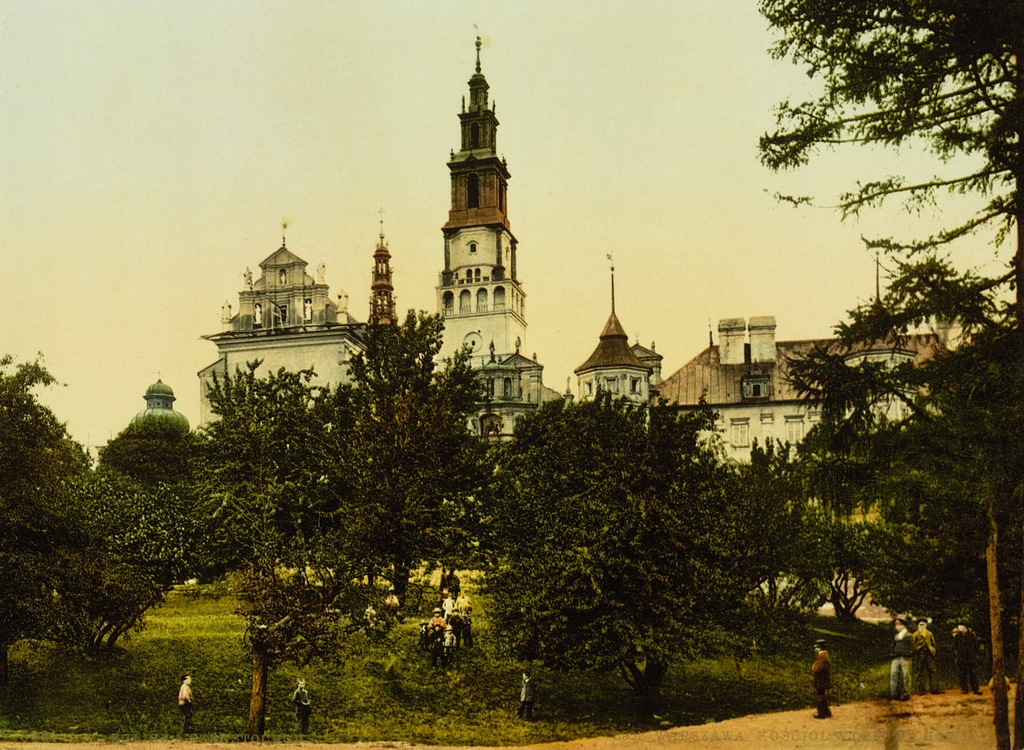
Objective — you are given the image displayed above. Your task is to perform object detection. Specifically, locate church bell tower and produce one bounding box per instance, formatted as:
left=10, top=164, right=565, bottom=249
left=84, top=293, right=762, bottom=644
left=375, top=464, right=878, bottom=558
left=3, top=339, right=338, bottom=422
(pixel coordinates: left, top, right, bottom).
left=437, top=37, right=527, bottom=363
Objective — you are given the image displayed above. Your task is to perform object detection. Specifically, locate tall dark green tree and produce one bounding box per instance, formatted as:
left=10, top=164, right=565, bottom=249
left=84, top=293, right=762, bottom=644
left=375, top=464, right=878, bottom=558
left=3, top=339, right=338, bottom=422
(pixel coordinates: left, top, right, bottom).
left=484, top=396, right=752, bottom=705
left=201, top=363, right=361, bottom=739
left=0, top=355, right=89, bottom=684
left=760, top=3, right=1024, bottom=745
left=340, top=311, right=484, bottom=605
left=738, top=440, right=832, bottom=614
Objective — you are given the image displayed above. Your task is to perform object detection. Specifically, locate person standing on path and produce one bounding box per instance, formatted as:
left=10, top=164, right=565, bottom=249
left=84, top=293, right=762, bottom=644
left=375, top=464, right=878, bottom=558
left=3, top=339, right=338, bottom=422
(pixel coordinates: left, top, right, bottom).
left=952, top=623, right=983, bottom=695
left=517, top=671, right=535, bottom=720
left=890, top=617, right=913, bottom=701
left=811, top=639, right=832, bottom=718
left=292, top=679, right=312, bottom=735
left=912, top=617, right=942, bottom=694
left=178, top=674, right=195, bottom=734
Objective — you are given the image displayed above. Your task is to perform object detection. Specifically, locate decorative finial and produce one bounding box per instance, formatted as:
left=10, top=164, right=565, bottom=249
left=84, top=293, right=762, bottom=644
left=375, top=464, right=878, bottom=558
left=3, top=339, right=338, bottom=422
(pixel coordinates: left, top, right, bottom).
left=606, top=253, right=616, bottom=314
left=378, top=207, right=386, bottom=243
left=475, top=36, right=482, bottom=73
left=282, top=221, right=288, bottom=248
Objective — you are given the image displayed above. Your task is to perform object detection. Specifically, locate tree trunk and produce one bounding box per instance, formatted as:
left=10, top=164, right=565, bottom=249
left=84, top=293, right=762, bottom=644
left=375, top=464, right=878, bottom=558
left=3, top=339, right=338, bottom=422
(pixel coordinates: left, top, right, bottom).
left=986, top=498, right=1011, bottom=750
left=1015, top=521, right=1024, bottom=750
left=246, top=647, right=270, bottom=740
left=392, top=560, right=410, bottom=608
left=621, top=658, right=668, bottom=698
left=0, top=645, right=8, bottom=686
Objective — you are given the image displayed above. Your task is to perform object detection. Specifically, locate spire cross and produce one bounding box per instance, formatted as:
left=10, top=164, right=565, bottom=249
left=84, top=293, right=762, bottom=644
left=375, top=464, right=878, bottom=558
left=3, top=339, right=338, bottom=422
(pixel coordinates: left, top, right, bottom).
left=378, top=207, right=385, bottom=242
left=475, top=36, right=482, bottom=73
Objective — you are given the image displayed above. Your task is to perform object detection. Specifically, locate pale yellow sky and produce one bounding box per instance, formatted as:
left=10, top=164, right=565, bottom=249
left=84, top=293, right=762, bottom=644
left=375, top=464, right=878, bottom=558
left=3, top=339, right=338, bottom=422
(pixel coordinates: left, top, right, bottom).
left=0, top=1, right=1002, bottom=447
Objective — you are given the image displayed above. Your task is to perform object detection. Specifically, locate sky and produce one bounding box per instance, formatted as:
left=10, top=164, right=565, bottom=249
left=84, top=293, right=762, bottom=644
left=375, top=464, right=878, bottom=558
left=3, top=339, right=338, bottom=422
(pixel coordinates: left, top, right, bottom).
left=0, top=1, right=1005, bottom=449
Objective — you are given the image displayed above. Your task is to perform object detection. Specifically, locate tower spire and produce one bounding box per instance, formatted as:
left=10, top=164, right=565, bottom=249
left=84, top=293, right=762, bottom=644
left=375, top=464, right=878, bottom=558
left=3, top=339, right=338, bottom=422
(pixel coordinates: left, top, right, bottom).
left=607, top=253, right=616, bottom=314
left=475, top=36, right=482, bottom=73
left=370, top=212, right=397, bottom=326
left=869, top=250, right=888, bottom=317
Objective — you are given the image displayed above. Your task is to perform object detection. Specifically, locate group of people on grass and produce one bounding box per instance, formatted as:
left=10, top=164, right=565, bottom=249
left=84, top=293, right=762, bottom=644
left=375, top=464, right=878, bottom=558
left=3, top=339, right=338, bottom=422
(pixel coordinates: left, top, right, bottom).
left=421, top=584, right=474, bottom=667
left=810, top=616, right=984, bottom=720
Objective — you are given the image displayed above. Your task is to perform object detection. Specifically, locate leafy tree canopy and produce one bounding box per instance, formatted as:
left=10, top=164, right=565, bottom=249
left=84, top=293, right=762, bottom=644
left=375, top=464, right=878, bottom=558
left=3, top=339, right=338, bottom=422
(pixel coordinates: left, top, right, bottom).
left=485, top=396, right=753, bottom=701
left=0, top=355, right=89, bottom=682
left=340, top=312, right=484, bottom=601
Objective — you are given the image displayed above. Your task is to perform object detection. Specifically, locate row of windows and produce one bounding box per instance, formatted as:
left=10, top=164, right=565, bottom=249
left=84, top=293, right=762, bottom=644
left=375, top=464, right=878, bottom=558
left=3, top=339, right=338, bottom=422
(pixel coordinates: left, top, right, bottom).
left=582, top=377, right=644, bottom=396
left=486, top=377, right=523, bottom=400
left=252, top=298, right=314, bottom=328
left=442, top=287, right=524, bottom=316
left=729, top=416, right=806, bottom=447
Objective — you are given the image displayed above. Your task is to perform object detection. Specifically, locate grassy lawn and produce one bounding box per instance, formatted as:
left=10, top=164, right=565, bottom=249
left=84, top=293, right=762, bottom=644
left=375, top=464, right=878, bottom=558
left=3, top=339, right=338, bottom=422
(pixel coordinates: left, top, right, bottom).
left=0, top=587, right=962, bottom=745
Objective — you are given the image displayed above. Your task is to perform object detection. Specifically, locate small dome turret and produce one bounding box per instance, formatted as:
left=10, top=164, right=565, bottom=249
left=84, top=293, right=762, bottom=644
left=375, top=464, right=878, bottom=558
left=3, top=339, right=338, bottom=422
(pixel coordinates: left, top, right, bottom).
left=130, top=379, right=190, bottom=434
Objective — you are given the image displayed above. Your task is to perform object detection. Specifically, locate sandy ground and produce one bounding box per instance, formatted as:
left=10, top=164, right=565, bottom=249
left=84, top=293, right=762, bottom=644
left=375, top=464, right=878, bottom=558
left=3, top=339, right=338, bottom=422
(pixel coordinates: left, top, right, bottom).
left=2, top=690, right=1007, bottom=750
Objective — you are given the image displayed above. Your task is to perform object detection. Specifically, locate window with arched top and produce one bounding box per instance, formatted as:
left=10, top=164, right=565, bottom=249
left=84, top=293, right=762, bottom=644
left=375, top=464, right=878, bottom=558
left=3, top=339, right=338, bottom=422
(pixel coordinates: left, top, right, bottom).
left=503, top=377, right=512, bottom=398
left=471, top=124, right=480, bottom=149
left=474, top=268, right=481, bottom=280
left=467, top=174, right=479, bottom=208
left=442, top=291, right=454, bottom=315
left=459, top=289, right=471, bottom=314
left=493, top=286, right=506, bottom=310
left=469, top=242, right=477, bottom=254
left=476, top=287, right=488, bottom=312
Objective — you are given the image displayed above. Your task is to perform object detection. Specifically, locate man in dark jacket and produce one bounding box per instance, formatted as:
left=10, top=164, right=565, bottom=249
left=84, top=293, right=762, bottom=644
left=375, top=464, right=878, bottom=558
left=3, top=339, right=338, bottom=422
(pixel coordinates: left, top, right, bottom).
left=517, top=671, right=535, bottom=719
left=811, top=639, right=832, bottom=718
left=890, top=617, right=913, bottom=700
left=952, top=623, right=983, bottom=695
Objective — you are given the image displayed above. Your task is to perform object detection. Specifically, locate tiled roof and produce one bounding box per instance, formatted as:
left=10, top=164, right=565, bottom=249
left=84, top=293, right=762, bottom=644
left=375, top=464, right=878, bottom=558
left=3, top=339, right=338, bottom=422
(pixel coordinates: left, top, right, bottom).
left=660, top=333, right=944, bottom=407
left=575, top=311, right=651, bottom=374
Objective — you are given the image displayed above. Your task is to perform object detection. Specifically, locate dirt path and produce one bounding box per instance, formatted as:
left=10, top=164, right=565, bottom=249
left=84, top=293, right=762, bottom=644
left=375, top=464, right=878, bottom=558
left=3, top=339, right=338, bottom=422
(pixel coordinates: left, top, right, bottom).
left=4, top=690, right=1006, bottom=750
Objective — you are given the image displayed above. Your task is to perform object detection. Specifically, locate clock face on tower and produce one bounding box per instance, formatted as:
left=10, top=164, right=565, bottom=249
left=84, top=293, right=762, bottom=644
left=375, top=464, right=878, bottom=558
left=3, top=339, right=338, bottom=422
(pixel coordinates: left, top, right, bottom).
left=463, top=331, right=483, bottom=354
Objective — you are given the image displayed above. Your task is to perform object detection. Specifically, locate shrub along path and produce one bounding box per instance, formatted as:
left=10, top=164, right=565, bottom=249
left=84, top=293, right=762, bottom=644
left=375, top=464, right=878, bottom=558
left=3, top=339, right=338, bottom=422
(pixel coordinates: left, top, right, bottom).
left=7, top=689, right=1004, bottom=750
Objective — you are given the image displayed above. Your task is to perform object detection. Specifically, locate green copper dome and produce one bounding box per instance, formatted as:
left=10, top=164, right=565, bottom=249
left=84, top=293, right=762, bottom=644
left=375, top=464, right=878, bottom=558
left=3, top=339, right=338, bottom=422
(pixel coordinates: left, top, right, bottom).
left=146, top=379, right=176, bottom=398
left=130, top=379, right=190, bottom=434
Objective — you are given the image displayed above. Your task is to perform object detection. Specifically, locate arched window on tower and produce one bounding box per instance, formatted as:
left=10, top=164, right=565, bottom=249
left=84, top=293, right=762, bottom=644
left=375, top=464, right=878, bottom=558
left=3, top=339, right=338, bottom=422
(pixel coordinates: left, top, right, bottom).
left=442, top=291, right=454, bottom=316
left=459, top=289, right=471, bottom=314
left=499, top=182, right=505, bottom=213
left=493, top=286, right=506, bottom=310
left=476, top=287, right=488, bottom=312
left=503, top=377, right=512, bottom=398
left=471, top=124, right=480, bottom=148
left=467, top=174, right=479, bottom=209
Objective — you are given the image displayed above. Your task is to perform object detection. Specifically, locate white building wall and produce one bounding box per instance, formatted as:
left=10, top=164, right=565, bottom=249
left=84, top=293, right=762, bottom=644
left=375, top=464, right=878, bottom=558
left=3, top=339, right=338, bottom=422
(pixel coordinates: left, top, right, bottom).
left=714, top=401, right=821, bottom=462
left=198, top=332, right=358, bottom=424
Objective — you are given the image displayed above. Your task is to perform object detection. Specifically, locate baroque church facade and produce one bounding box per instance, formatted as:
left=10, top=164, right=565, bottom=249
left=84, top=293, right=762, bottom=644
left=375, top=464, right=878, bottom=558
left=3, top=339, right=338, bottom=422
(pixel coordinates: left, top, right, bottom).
left=197, top=236, right=366, bottom=424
